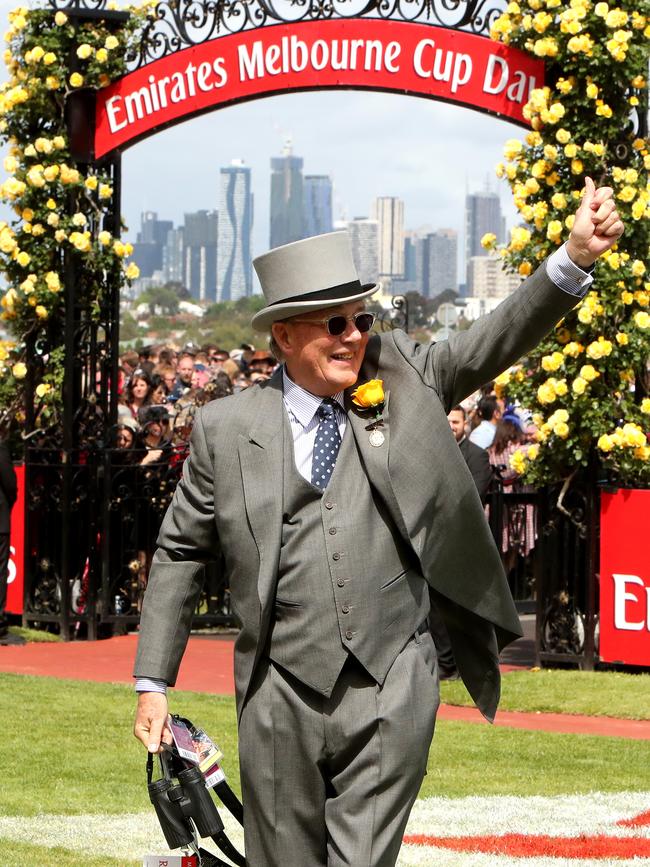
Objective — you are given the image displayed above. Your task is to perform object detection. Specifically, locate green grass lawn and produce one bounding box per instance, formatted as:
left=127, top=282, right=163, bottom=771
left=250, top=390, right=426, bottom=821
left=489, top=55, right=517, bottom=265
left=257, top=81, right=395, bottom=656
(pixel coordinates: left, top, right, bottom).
left=441, top=668, right=650, bottom=720
left=2, top=673, right=647, bottom=866
left=2, top=672, right=648, bottom=816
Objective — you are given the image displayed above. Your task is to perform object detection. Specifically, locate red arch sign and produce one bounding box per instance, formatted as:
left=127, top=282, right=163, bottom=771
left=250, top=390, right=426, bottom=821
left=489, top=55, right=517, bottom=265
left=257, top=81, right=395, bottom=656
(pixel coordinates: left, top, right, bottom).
left=94, top=20, right=543, bottom=159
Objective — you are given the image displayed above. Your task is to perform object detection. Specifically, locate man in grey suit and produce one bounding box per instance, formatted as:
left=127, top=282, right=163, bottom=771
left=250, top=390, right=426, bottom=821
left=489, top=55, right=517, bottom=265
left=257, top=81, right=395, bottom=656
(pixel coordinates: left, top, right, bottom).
left=134, top=178, right=622, bottom=866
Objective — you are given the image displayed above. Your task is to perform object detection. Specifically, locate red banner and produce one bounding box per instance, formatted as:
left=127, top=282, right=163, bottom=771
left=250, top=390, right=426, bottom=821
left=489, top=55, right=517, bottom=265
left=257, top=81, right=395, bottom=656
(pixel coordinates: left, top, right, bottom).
left=599, top=489, right=650, bottom=666
left=95, top=20, right=544, bottom=159
left=6, top=464, right=24, bottom=616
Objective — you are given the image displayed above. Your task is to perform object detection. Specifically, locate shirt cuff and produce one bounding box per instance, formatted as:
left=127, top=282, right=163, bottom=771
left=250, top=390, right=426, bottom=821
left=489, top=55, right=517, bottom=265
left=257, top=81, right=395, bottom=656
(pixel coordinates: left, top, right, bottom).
left=546, top=243, right=594, bottom=298
left=135, top=677, right=168, bottom=695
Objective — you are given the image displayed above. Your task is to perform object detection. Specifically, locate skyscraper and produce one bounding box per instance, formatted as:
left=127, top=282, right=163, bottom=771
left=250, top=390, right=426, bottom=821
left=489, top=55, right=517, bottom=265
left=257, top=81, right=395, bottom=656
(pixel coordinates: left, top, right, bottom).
left=303, top=175, right=333, bottom=238
left=371, top=197, right=404, bottom=278
left=345, top=218, right=379, bottom=285
left=464, top=189, right=504, bottom=284
left=132, top=211, right=173, bottom=278
left=184, top=209, right=218, bottom=302
left=163, top=227, right=184, bottom=285
left=217, top=159, right=253, bottom=303
left=427, top=229, right=458, bottom=296
left=270, top=140, right=304, bottom=249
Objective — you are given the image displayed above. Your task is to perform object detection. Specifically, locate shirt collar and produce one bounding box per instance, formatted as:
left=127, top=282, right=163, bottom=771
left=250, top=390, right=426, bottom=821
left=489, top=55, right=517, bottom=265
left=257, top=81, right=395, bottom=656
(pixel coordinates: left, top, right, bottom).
left=282, top=366, right=345, bottom=428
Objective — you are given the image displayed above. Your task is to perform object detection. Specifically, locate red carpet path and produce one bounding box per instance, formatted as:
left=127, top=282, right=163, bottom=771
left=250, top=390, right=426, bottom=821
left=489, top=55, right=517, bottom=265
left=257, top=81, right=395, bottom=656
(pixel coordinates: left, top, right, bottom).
left=1, top=634, right=649, bottom=740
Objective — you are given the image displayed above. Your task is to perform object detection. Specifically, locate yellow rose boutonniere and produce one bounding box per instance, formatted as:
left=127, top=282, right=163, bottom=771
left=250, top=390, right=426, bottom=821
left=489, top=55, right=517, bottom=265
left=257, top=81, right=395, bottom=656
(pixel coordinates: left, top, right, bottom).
left=351, top=378, right=384, bottom=408
left=351, top=379, right=386, bottom=446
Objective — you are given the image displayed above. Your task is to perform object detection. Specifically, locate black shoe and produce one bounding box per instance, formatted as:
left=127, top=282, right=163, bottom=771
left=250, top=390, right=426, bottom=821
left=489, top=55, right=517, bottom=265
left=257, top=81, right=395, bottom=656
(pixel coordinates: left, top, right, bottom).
left=0, top=619, right=8, bottom=638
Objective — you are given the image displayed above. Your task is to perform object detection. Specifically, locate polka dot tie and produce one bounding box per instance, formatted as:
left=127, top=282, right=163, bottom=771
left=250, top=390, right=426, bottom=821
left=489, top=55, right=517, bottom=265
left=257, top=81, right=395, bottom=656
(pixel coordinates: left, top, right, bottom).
left=311, top=399, right=342, bottom=491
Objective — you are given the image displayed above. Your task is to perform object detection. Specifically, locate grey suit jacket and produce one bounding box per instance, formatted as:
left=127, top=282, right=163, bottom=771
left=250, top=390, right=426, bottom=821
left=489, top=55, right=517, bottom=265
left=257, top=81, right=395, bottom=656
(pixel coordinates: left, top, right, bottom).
left=135, top=261, right=580, bottom=721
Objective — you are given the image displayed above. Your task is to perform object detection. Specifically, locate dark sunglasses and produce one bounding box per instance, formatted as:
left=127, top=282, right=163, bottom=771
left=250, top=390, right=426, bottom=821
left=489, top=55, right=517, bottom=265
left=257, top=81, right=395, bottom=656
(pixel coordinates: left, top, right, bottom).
left=291, top=311, right=375, bottom=336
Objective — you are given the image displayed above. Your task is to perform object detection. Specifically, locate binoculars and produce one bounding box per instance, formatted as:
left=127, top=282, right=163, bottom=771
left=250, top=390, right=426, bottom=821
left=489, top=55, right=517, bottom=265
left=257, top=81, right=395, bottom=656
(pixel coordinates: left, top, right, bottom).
left=147, top=728, right=245, bottom=867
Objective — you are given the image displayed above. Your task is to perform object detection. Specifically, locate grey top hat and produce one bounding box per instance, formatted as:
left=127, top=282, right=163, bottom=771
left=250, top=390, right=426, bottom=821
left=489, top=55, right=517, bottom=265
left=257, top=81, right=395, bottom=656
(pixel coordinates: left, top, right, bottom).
left=251, top=231, right=378, bottom=332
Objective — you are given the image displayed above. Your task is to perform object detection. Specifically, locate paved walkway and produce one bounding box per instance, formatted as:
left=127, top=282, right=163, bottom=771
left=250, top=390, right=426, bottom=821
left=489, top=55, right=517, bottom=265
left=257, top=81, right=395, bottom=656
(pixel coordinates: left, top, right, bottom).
left=2, top=633, right=649, bottom=740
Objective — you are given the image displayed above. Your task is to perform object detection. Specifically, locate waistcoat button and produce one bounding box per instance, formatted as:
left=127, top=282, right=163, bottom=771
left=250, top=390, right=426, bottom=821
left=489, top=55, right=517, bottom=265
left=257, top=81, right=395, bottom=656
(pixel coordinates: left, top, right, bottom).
left=332, top=552, right=341, bottom=561
left=341, top=604, right=350, bottom=614
left=345, top=630, right=353, bottom=640
left=329, top=528, right=337, bottom=535
left=325, top=501, right=334, bottom=510
left=336, top=578, right=345, bottom=587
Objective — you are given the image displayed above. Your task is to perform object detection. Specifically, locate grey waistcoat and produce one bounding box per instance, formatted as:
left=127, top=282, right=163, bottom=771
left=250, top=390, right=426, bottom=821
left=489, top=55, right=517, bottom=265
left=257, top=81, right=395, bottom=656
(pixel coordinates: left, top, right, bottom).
left=267, top=413, right=430, bottom=697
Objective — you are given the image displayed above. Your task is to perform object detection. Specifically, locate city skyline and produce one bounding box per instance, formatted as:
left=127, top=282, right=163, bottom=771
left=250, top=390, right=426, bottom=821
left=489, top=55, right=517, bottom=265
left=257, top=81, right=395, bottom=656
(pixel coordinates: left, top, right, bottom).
left=117, top=90, right=521, bottom=284
left=130, top=147, right=511, bottom=300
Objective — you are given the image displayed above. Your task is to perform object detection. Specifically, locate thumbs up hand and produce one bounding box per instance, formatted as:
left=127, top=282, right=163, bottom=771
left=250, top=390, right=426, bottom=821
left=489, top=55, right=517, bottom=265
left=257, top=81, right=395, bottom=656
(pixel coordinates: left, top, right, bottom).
left=566, top=176, right=624, bottom=269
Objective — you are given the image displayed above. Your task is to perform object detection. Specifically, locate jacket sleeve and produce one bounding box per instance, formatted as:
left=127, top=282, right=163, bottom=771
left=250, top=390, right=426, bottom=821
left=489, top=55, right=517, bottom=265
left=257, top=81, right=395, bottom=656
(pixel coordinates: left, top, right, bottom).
left=392, top=261, right=581, bottom=411
left=134, top=408, right=221, bottom=685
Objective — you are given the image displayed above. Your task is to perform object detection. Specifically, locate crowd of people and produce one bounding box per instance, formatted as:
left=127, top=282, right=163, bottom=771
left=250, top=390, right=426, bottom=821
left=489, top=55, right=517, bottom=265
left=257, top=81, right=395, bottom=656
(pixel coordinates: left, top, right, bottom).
left=114, top=342, right=278, bottom=465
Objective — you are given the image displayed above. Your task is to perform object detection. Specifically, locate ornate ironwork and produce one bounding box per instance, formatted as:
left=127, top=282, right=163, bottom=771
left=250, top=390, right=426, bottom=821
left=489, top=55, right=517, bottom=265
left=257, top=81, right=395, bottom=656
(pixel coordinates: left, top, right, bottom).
left=46, top=0, right=507, bottom=70
left=377, top=294, right=409, bottom=333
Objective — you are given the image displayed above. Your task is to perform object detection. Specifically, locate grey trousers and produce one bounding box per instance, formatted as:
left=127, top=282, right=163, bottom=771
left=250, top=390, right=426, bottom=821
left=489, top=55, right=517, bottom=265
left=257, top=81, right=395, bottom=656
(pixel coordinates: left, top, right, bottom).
left=238, top=630, right=439, bottom=866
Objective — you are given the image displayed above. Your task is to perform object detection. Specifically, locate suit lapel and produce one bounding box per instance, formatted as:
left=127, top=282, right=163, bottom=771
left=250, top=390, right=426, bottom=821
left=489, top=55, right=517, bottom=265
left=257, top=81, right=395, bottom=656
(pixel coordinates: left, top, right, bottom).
left=238, top=373, right=285, bottom=611
left=345, top=386, right=410, bottom=544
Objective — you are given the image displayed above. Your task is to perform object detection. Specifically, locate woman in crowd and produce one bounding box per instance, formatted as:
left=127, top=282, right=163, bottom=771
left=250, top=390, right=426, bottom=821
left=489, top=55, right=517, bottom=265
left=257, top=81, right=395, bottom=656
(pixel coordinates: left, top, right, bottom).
left=488, top=416, right=537, bottom=562
left=120, top=368, right=154, bottom=421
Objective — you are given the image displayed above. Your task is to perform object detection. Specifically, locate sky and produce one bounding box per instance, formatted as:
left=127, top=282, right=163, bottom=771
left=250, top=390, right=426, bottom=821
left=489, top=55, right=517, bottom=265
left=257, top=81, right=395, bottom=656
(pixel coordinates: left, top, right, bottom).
left=0, top=0, right=524, bottom=284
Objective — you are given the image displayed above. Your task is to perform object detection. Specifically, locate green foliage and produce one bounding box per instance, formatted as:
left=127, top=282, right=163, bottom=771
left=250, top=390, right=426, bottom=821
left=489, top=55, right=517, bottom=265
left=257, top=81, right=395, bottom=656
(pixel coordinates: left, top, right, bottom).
left=0, top=4, right=152, bottom=439
left=487, top=0, right=650, bottom=487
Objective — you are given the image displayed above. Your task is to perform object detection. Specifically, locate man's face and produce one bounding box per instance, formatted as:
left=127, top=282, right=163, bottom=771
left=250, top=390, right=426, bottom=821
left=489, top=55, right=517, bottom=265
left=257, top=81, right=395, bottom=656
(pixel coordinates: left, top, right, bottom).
left=177, top=357, right=194, bottom=384
left=273, top=301, right=369, bottom=397
left=447, top=409, right=466, bottom=442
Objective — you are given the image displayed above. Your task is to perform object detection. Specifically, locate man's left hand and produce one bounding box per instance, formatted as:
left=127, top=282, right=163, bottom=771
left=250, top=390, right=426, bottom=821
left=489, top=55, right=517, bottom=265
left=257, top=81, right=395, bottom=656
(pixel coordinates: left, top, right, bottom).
left=565, top=176, right=624, bottom=269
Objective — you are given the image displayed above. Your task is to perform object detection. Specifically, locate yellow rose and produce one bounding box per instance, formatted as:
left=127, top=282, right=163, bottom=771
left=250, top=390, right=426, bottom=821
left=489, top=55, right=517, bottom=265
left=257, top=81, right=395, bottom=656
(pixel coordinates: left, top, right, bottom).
left=43, top=165, right=59, bottom=182
left=554, top=421, right=569, bottom=439
left=546, top=220, right=563, bottom=242
left=621, top=290, right=634, bottom=304
left=35, top=382, right=51, bottom=398
left=69, top=72, right=84, bottom=88
left=541, top=352, right=564, bottom=372
left=572, top=377, right=587, bottom=395
left=580, top=364, right=599, bottom=381
left=96, top=47, right=108, bottom=63
left=615, top=332, right=628, bottom=345
left=556, top=128, right=571, bottom=144
left=554, top=379, right=568, bottom=396
left=509, top=450, right=527, bottom=474
left=622, top=423, right=646, bottom=448
left=481, top=232, right=497, bottom=249
left=352, top=379, right=385, bottom=408
left=45, top=272, right=61, bottom=291
left=527, top=444, right=540, bottom=460
left=518, top=262, right=532, bottom=276
left=577, top=307, right=592, bottom=324
left=43, top=51, right=56, bottom=65
left=125, top=262, right=140, bottom=280
left=537, top=381, right=557, bottom=404
left=12, top=362, right=27, bottom=379
left=16, top=251, right=30, bottom=267
left=72, top=212, right=87, bottom=227
left=54, top=10, right=68, bottom=25
left=634, top=446, right=650, bottom=461
left=99, top=183, right=112, bottom=199
left=98, top=230, right=111, bottom=246
left=105, top=35, right=119, bottom=50
left=35, top=305, right=48, bottom=320
left=597, top=434, right=615, bottom=452
left=631, top=260, right=646, bottom=277
left=640, top=398, right=650, bottom=414
left=571, top=159, right=584, bottom=175
left=76, top=44, right=93, bottom=60
left=52, top=135, right=65, bottom=149
left=634, top=311, right=650, bottom=329
left=563, top=341, right=583, bottom=357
